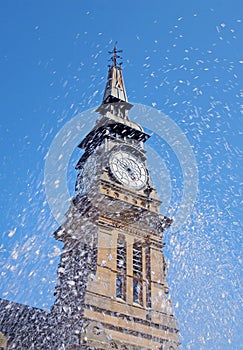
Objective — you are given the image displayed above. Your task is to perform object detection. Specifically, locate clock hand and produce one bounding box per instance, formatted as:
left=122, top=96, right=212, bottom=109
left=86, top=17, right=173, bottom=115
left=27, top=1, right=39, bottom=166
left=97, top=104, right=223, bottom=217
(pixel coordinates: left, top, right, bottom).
left=125, top=159, right=141, bottom=180
left=116, top=159, right=137, bottom=180
left=117, top=159, right=130, bottom=171
left=123, top=162, right=138, bottom=181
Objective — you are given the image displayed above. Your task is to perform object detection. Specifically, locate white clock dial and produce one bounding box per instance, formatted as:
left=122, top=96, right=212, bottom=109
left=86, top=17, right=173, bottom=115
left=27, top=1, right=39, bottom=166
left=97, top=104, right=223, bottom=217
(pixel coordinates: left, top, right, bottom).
left=109, top=150, right=147, bottom=190
left=76, top=154, right=98, bottom=195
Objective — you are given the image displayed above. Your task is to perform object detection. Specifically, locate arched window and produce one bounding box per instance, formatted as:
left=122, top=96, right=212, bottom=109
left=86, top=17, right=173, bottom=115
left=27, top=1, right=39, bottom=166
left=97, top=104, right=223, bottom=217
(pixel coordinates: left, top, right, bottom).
left=133, top=242, right=143, bottom=305
left=116, top=234, right=126, bottom=300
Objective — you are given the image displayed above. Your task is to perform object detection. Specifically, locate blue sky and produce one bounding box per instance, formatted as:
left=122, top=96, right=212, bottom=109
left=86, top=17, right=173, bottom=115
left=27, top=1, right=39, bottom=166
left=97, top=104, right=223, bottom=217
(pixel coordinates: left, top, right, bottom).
left=0, top=1, right=242, bottom=349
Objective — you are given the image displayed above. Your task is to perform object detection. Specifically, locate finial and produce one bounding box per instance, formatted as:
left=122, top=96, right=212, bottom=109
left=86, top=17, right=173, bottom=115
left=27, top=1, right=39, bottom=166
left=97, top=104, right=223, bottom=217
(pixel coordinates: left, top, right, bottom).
left=108, top=42, right=123, bottom=67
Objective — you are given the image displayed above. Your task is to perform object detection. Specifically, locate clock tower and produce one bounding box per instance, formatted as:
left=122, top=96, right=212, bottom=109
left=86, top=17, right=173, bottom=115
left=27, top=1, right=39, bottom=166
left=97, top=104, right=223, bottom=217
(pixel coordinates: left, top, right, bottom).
left=52, top=45, right=179, bottom=350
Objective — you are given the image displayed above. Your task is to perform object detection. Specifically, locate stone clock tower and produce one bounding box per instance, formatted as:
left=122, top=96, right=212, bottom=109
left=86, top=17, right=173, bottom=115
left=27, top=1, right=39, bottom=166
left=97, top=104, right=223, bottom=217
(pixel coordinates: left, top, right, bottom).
left=0, top=46, right=179, bottom=350
left=52, top=46, right=179, bottom=349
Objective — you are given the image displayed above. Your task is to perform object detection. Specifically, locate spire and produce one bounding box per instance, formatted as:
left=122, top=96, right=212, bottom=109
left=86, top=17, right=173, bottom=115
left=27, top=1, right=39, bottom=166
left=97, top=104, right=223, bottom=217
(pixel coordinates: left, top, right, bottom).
left=101, top=43, right=128, bottom=104
left=99, top=43, right=133, bottom=108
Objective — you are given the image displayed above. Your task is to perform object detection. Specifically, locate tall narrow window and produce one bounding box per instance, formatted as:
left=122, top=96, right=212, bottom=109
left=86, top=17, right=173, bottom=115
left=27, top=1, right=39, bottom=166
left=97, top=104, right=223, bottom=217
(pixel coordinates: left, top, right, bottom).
left=133, top=242, right=143, bottom=305
left=116, top=235, right=126, bottom=300
left=145, top=244, right=151, bottom=309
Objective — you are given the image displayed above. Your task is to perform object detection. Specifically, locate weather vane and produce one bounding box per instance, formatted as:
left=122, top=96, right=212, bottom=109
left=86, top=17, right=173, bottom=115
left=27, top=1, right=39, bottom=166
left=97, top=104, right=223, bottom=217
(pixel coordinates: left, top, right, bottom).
left=108, top=41, right=123, bottom=67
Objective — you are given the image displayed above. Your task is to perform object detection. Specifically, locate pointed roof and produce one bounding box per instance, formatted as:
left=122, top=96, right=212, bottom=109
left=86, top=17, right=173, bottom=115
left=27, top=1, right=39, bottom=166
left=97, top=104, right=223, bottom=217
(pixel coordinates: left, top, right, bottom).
left=102, top=64, right=128, bottom=103
left=97, top=44, right=133, bottom=111
left=102, top=43, right=127, bottom=103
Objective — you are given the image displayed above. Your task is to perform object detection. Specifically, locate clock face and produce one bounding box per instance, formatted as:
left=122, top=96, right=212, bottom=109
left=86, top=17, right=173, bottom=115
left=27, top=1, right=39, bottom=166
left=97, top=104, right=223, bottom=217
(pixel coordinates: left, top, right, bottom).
left=109, top=150, right=147, bottom=190
left=76, top=154, right=98, bottom=195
